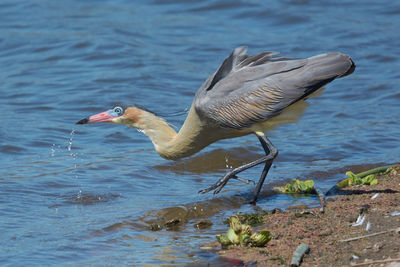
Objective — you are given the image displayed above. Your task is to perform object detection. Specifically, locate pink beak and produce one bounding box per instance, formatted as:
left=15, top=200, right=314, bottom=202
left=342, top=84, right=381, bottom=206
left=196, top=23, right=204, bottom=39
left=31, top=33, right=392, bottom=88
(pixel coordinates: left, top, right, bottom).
left=76, top=110, right=116, bottom=124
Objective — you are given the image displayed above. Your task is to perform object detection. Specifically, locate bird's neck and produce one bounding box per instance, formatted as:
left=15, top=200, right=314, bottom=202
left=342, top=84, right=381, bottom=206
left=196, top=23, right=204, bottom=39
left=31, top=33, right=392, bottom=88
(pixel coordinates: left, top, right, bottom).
left=135, top=107, right=212, bottom=160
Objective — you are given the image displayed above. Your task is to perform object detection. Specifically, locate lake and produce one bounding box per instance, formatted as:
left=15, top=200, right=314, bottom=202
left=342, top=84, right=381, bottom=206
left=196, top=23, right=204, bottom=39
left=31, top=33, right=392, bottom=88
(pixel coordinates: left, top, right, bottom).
left=1, top=0, right=399, bottom=265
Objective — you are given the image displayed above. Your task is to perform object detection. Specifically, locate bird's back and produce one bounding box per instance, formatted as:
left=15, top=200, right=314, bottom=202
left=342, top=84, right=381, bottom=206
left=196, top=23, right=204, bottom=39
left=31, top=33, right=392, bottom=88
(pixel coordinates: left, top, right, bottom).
left=194, top=47, right=355, bottom=130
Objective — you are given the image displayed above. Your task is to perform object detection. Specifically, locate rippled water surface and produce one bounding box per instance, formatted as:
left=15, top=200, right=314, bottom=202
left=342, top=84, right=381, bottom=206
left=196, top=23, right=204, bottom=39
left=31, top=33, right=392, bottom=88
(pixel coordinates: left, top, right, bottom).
left=1, top=0, right=400, bottom=265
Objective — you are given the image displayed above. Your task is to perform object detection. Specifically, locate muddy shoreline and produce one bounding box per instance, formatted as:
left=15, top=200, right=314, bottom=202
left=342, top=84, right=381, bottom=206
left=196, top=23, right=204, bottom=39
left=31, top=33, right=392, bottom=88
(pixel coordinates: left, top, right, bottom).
left=203, top=164, right=400, bottom=266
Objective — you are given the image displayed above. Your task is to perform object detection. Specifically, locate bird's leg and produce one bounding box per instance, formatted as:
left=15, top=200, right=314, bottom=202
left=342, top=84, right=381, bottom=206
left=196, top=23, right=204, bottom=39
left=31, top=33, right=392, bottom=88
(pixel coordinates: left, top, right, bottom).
left=231, top=175, right=255, bottom=185
left=199, top=135, right=278, bottom=204
left=250, top=135, right=278, bottom=204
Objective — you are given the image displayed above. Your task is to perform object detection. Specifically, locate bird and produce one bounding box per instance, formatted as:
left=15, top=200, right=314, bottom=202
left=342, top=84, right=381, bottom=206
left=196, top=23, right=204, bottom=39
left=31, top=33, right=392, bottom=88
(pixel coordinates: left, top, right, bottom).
left=76, top=46, right=355, bottom=204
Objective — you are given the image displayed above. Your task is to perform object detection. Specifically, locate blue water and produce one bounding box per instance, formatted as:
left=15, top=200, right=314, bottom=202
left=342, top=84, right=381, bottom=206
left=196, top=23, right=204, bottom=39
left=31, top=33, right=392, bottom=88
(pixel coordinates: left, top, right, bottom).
left=1, top=0, right=400, bottom=265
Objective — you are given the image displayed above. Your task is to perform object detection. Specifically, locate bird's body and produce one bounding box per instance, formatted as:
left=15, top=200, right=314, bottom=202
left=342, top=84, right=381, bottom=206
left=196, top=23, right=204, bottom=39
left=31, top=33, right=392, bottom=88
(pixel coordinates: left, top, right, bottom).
left=131, top=99, right=310, bottom=160
left=77, top=46, right=355, bottom=203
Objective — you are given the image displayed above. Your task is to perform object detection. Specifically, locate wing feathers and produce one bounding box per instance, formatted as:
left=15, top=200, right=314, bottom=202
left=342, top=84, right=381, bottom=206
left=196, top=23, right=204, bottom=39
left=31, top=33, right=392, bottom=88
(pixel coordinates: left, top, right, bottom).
left=195, top=48, right=355, bottom=129
left=206, top=46, right=247, bottom=91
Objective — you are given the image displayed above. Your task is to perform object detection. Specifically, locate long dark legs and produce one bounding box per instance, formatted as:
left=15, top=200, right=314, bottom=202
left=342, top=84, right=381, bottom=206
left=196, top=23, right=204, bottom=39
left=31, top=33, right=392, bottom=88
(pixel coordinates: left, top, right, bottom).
left=199, top=135, right=278, bottom=204
left=250, top=135, right=277, bottom=203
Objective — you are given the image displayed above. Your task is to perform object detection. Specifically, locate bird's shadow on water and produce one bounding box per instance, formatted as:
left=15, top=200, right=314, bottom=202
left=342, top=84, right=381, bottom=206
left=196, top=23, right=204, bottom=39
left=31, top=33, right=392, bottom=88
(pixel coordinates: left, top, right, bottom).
left=153, top=147, right=262, bottom=175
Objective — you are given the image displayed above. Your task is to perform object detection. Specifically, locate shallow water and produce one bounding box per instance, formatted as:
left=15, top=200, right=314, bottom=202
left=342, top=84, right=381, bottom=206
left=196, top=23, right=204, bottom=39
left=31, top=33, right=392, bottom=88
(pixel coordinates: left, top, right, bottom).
left=1, top=0, right=400, bottom=265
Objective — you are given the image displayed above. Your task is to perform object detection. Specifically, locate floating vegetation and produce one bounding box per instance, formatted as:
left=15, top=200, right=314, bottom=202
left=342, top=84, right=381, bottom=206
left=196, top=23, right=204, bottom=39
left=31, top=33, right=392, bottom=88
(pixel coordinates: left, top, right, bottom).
left=274, top=179, right=317, bottom=194
left=216, top=215, right=271, bottom=248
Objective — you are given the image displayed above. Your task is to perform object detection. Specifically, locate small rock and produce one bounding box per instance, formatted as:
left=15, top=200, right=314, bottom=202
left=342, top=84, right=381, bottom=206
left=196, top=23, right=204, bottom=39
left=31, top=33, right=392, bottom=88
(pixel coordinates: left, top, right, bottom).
left=164, top=218, right=182, bottom=230
left=270, top=208, right=283, bottom=214
left=318, top=228, right=333, bottom=237
left=346, top=214, right=359, bottom=223
left=149, top=223, right=162, bottom=231
left=358, top=204, right=371, bottom=214
left=372, top=242, right=383, bottom=252
left=193, top=220, right=213, bottom=230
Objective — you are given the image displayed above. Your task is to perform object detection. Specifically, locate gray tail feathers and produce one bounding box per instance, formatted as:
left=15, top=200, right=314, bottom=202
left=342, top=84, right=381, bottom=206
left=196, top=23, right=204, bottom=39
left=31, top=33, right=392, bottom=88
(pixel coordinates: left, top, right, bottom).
left=295, top=52, right=355, bottom=98
left=307, top=52, right=356, bottom=80
left=339, top=57, right=355, bottom=77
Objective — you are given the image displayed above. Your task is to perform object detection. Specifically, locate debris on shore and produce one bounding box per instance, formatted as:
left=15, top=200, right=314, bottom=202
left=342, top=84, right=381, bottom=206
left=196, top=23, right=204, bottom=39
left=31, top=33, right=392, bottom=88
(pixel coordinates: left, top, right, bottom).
left=216, top=215, right=271, bottom=248
left=207, top=164, right=400, bottom=266
left=274, top=179, right=317, bottom=194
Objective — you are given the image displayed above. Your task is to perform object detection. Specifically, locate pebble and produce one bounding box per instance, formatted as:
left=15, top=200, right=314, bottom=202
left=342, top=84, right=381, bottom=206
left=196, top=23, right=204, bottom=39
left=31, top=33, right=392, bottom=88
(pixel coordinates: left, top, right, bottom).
left=372, top=242, right=383, bottom=252
left=359, top=204, right=371, bottom=214
left=318, top=228, right=333, bottom=237
left=194, top=220, right=213, bottom=230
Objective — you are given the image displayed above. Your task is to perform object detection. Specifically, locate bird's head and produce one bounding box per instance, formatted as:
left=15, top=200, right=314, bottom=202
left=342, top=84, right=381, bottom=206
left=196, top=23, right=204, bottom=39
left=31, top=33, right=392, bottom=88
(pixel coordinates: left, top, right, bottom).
left=76, top=104, right=145, bottom=129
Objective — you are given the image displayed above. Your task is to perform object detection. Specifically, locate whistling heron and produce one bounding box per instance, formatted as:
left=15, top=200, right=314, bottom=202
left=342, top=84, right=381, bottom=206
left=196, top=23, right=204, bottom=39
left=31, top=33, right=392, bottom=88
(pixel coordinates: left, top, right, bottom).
left=77, top=46, right=355, bottom=203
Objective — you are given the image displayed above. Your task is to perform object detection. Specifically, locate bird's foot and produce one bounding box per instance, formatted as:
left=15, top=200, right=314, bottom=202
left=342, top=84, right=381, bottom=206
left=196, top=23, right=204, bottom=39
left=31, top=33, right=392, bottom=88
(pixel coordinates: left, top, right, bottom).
left=199, top=174, right=253, bottom=195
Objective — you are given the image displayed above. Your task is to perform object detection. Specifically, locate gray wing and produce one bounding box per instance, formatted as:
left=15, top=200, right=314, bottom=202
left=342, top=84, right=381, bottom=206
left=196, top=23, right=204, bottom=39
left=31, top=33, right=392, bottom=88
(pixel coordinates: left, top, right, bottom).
left=194, top=47, right=355, bottom=129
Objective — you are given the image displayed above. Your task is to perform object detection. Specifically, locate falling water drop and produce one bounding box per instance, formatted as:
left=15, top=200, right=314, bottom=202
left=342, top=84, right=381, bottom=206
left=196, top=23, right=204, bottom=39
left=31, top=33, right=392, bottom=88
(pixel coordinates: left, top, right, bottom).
left=50, top=144, right=56, bottom=157
left=67, top=128, right=78, bottom=179
left=225, top=155, right=233, bottom=170
left=77, top=189, right=82, bottom=199
left=68, top=129, right=75, bottom=152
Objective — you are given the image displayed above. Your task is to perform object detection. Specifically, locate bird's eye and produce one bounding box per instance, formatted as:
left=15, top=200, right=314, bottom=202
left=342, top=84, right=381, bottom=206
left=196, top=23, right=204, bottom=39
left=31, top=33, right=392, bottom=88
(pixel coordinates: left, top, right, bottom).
left=113, top=106, right=123, bottom=115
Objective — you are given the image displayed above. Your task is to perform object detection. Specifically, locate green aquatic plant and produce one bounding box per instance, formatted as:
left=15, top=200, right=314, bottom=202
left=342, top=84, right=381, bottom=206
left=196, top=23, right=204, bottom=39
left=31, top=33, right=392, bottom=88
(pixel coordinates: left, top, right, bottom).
left=216, top=234, right=231, bottom=247
left=274, top=179, right=317, bottom=194
left=229, top=215, right=242, bottom=234
left=249, top=230, right=271, bottom=247
left=337, top=171, right=380, bottom=188
left=337, top=165, right=395, bottom=188
left=216, top=215, right=271, bottom=248
left=226, top=227, right=240, bottom=244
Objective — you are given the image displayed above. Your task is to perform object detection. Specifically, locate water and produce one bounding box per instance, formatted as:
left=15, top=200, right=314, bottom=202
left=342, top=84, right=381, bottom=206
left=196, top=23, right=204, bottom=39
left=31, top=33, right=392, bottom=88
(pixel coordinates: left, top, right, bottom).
left=1, top=0, right=400, bottom=265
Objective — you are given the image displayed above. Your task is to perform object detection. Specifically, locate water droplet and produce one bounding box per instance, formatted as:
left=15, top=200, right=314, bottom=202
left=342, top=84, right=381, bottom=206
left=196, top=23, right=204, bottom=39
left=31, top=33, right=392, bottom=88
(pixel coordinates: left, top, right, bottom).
left=67, top=128, right=79, bottom=179
left=68, top=129, right=75, bottom=152
left=224, top=155, right=233, bottom=169
left=50, top=144, right=56, bottom=157
left=77, top=189, right=82, bottom=199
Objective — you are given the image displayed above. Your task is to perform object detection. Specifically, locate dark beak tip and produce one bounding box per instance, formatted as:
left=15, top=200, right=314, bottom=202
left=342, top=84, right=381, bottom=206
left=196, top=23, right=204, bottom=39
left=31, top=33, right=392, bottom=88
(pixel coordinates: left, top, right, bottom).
left=76, top=118, right=89, bottom=125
